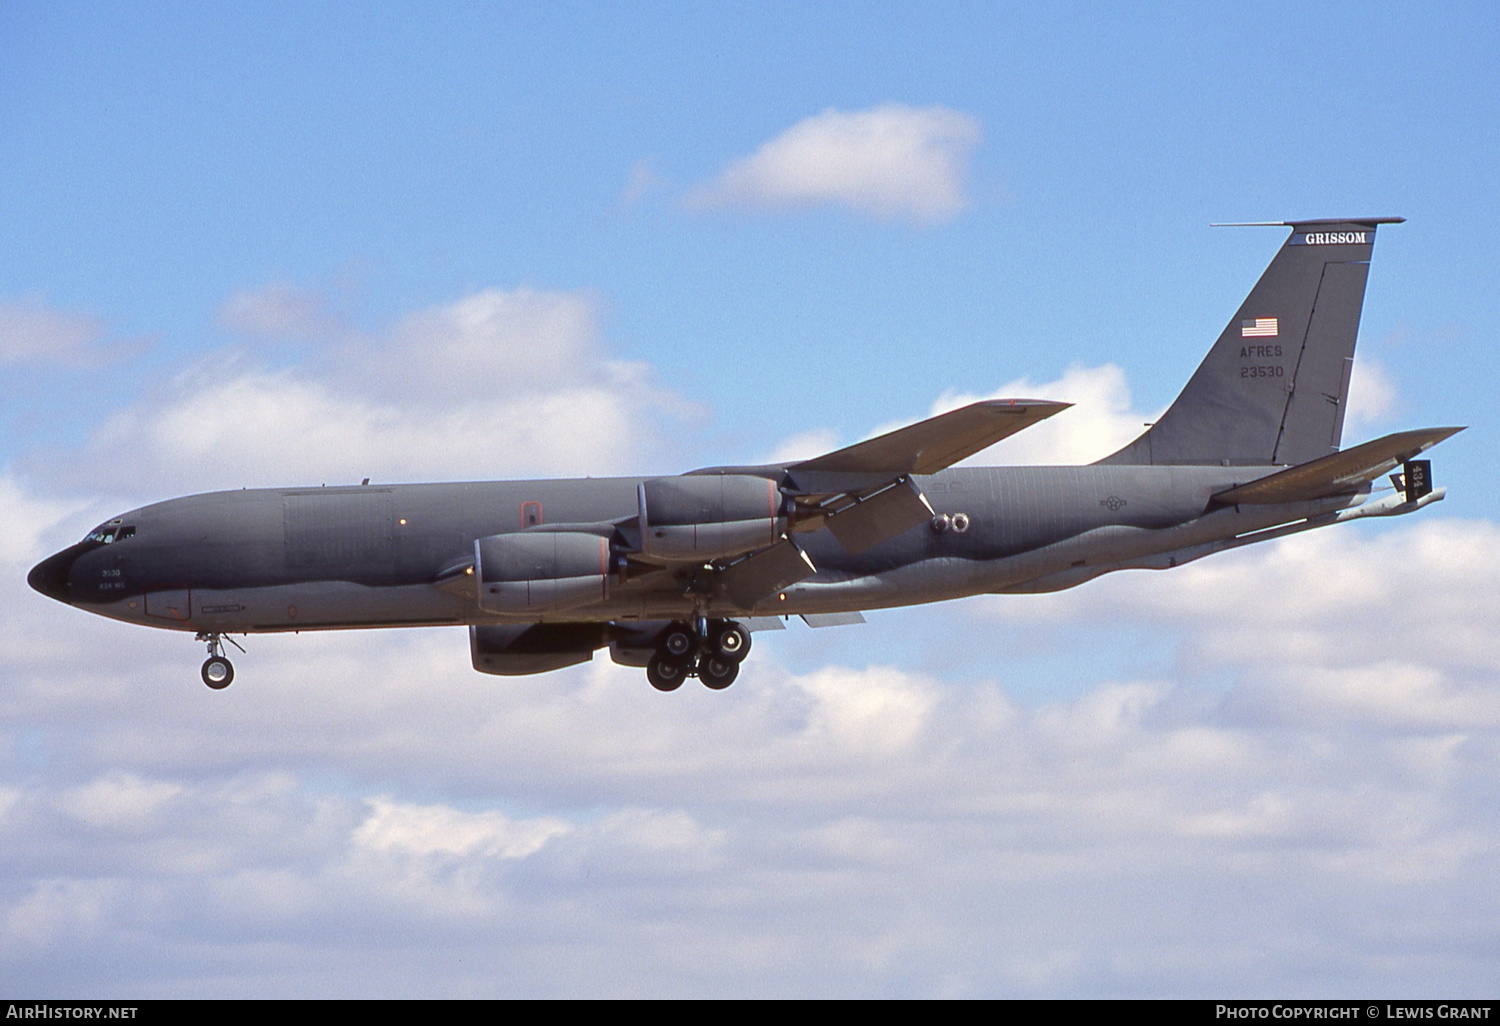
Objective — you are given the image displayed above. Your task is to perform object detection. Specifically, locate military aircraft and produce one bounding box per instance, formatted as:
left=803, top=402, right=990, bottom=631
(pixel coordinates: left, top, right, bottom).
left=29, top=218, right=1461, bottom=692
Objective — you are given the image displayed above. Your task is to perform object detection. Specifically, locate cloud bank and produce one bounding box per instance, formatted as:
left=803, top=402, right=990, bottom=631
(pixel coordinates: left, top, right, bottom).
left=45, top=285, right=695, bottom=498
left=4, top=489, right=1496, bottom=995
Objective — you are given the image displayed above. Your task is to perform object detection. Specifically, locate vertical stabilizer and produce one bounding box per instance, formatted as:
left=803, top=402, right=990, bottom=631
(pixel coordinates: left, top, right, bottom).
left=1100, top=218, right=1402, bottom=467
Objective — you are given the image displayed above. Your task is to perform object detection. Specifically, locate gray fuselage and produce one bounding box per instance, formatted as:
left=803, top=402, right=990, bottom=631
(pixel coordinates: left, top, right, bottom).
left=42, top=463, right=1351, bottom=636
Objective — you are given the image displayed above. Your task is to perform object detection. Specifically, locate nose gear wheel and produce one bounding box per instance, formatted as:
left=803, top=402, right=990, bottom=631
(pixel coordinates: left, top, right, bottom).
left=201, top=657, right=234, bottom=689
left=195, top=632, right=243, bottom=690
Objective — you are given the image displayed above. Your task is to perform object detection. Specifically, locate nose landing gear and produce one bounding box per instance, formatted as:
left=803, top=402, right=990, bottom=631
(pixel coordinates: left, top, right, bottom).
left=645, top=619, right=751, bottom=691
left=196, top=632, right=244, bottom=689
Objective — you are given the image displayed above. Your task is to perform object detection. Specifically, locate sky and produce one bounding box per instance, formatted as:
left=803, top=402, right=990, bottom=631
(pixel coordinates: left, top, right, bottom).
left=2, top=0, right=1498, bottom=998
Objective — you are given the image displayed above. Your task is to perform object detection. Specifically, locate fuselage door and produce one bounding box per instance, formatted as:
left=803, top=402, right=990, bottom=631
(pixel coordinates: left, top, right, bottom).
left=145, top=588, right=192, bottom=621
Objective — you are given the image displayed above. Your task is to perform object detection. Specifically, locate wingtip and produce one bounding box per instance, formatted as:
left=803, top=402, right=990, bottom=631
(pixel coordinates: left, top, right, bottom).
left=975, top=397, right=1073, bottom=412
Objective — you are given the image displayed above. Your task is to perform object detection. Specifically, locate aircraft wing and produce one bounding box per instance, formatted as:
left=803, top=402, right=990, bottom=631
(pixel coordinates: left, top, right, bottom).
left=1212, top=426, right=1465, bottom=506
left=644, top=399, right=1071, bottom=608
left=440, top=398, right=1071, bottom=614
left=776, top=398, right=1068, bottom=559
left=791, top=398, right=1070, bottom=476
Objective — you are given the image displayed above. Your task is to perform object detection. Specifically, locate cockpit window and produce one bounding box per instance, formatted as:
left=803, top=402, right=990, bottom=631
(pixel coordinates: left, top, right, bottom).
left=84, top=525, right=136, bottom=544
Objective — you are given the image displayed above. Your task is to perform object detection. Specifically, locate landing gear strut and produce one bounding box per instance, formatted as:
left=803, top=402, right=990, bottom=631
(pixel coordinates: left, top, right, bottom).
left=646, top=619, right=750, bottom=691
left=197, top=632, right=243, bottom=690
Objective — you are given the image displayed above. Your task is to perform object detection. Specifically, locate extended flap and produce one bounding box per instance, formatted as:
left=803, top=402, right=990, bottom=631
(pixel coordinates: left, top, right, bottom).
left=824, top=477, right=934, bottom=553
left=718, top=539, right=817, bottom=609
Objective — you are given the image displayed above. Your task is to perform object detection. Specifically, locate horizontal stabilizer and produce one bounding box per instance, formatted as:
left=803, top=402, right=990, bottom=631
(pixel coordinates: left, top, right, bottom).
left=795, top=399, right=1069, bottom=476
left=1213, top=426, right=1464, bottom=505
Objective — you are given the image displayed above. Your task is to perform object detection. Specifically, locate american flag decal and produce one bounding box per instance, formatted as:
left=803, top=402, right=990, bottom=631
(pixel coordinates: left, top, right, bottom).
left=1241, top=317, right=1278, bottom=337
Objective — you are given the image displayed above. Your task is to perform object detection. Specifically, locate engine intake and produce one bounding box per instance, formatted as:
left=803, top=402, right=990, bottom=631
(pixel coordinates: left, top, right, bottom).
left=638, top=474, right=784, bottom=562
left=474, top=531, right=610, bottom=614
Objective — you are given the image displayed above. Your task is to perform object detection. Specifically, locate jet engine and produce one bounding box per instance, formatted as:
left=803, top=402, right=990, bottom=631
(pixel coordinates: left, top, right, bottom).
left=638, top=474, right=784, bottom=562
left=469, top=623, right=608, bottom=675
left=474, top=531, right=610, bottom=615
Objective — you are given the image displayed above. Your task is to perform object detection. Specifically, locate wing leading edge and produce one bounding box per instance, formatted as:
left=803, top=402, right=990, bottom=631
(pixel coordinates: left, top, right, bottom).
left=793, top=398, right=1070, bottom=475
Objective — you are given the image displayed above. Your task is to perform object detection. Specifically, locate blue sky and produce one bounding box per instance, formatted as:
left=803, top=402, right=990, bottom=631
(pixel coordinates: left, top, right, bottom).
left=2, top=1, right=1498, bottom=998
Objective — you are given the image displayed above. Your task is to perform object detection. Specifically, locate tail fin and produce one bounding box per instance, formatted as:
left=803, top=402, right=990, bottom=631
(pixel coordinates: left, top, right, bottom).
left=1100, top=217, right=1403, bottom=467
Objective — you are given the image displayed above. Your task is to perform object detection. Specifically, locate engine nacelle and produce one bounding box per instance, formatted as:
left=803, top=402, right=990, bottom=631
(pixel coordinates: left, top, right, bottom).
left=469, top=623, right=608, bottom=676
left=474, top=531, right=610, bottom=615
left=638, top=474, right=784, bottom=562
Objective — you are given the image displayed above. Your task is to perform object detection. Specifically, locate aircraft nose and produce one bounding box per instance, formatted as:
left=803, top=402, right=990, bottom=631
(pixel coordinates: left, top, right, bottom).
left=27, top=544, right=83, bottom=604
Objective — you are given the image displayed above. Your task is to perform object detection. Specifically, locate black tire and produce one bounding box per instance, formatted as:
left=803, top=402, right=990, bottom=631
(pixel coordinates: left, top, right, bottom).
left=713, top=621, right=752, bottom=662
left=201, top=656, right=234, bottom=690
left=646, top=654, right=687, bottom=692
left=660, top=623, right=699, bottom=661
left=699, top=657, right=739, bottom=690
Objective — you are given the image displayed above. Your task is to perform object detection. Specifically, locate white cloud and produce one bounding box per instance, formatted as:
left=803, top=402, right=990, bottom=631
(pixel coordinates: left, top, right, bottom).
left=0, top=297, right=114, bottom=366
left=937, top=362, right=1151, bottom=465
left=375, top=287, right=604, bottom=399
left=814, top=362, right=1149, bottom=469
left=1, top=880, right=109, bottom=952
left=5, top=571, right=1499, bottom=996
left=353, top=797, right=570, bottom=860
left=759, top=427, right=843, bottom=466
left=59, top=285, right=698, bottom=493
left=795, top=665, right=936, bottom=757
left=988, top=517, right=1500, bottom=673
left=688, top=104, right=981, bottom=225
left=0, top=475, right=90, bottom=565
left=1346, top=355, right=1400, bottom=429
left=60, top=772, right=183, bottom=831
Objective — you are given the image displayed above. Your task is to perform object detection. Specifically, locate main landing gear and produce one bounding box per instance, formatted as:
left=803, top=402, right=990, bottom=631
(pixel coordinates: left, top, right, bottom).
left=197, top=632, right=244, bottom=690
left=645, top=619, right=752, bottom=692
